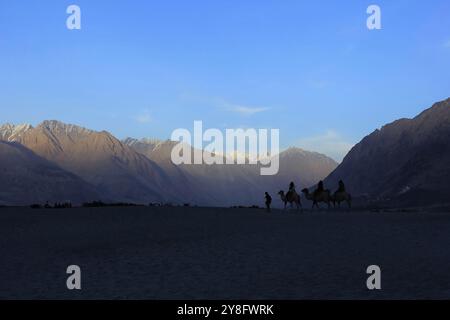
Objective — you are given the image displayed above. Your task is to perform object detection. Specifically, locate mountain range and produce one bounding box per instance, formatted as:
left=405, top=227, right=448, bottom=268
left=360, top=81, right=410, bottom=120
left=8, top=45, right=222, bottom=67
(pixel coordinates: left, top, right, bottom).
left=1, top=97, right=448, bottom=207
left=0, top=121, right=337, bottom=206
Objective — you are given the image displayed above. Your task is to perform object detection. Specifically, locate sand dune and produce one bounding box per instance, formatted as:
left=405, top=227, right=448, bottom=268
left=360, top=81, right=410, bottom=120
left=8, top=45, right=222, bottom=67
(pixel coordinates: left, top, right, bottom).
left=1, top=206, right=450, bottom=299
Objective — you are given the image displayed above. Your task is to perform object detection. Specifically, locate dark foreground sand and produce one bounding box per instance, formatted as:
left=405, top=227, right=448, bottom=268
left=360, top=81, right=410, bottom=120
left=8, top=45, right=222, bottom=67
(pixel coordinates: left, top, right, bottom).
left=1, top=206, right=450, bottom=299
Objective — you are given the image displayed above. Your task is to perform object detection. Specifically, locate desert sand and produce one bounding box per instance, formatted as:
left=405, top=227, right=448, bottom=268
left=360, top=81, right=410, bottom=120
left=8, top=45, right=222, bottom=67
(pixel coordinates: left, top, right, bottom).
left=1, top=206, right=450, bottom=299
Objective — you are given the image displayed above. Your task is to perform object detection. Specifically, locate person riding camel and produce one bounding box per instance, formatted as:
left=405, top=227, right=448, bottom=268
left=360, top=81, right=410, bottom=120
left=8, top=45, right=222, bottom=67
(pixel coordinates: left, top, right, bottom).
left=337, top=180, right=346, bottom=193
left=314, top=180, right=325, bottom=197
left=288, top=181, right=296, bottom=197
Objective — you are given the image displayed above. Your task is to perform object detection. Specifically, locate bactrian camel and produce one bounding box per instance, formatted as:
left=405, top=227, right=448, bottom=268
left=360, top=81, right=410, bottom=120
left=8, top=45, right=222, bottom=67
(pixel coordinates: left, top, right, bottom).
left=301, top=188, right=333, bottom=209
left=278, top=190, right=302, bottom=211
left=333, top=191, right=352, bottom=208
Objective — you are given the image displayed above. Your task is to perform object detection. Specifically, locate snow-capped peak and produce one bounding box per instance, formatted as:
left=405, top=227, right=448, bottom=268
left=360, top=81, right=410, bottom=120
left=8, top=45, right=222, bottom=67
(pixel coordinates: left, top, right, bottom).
left=0, top=123, right=33, bottom=141
left=122, top=137, right=165, bottom=150
left=38, top=120, right=93, bottom=136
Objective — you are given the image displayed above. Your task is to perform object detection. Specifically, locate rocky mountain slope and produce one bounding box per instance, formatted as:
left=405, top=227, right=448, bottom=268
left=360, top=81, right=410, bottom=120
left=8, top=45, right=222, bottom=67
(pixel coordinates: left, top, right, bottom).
left=1, top=121, right=174, bottom=203
left=0, top=141, right=100, bottom=205
left=324, top=98, right=450, bottom=206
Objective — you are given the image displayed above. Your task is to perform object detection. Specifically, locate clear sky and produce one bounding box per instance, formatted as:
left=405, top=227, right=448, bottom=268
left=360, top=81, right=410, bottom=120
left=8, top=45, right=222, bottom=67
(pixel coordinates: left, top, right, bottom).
left=0, top=0, right=449, bottom=161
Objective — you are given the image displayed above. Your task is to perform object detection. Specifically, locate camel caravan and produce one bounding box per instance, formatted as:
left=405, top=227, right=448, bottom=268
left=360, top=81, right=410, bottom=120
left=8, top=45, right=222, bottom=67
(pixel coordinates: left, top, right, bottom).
left=269, top=180, right=352, bottom=212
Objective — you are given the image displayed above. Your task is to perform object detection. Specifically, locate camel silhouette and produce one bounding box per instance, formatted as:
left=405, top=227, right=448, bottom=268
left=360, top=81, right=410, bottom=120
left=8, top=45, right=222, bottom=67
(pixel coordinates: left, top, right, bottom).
left=333, top=191, right=352, bottom=208
left=301, top=188, right=332, bottom=209
left=278, top=190, right=302, bottom=211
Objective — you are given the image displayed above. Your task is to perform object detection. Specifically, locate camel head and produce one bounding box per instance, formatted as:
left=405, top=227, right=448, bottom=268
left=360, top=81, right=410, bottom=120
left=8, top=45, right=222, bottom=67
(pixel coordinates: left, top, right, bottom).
left=301, top=188, right=309, bottom=194
left=278, top=190, right=285, bottom=196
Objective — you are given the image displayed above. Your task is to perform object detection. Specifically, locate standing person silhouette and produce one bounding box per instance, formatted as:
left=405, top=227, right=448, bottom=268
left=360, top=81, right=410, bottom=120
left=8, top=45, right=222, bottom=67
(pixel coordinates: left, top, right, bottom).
left=265, top=192, right=272, bottom=212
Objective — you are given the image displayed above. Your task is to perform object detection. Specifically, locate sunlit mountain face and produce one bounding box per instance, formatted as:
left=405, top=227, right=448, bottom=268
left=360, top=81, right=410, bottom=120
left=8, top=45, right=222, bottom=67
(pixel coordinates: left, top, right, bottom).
left=0, top=120, right=337, bottom=206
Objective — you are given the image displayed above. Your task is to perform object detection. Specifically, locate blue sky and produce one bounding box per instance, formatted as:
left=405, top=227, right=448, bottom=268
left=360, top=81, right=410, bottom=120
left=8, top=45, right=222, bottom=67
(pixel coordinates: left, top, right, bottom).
left=0, top=0, right=449, bottom=161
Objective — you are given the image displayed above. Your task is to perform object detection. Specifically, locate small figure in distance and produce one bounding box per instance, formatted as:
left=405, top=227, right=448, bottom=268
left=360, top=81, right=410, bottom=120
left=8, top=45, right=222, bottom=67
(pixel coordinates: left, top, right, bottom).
left=265, top=192, right=272, bottom=213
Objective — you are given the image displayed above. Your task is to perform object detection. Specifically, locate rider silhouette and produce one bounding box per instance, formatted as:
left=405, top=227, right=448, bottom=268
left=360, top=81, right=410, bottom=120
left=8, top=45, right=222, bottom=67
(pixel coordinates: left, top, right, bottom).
left=337, top=180, right=346, bottom=193
left=314, top=180, right=324, bottom=197
left=288, top=181, right=296, bottom=196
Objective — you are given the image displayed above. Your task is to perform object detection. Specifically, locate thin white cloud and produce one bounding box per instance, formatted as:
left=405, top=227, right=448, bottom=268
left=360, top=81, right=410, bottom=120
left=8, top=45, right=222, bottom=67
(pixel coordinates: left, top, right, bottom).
left=134, top=109, right=152, bottom=124
left=296, top=130, right=355, bottom=163
left=177, top=94, right=271, bottom=116
left=230, top=105, right=270, bottom=116
left=214, top=98, right=271, bottom=116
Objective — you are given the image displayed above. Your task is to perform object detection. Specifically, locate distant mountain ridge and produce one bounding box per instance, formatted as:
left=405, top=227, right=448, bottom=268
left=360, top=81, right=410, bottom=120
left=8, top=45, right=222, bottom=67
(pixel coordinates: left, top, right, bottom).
left=121, top=139, right=338, bottom=206
left=0, top=121, right=337, bottom=206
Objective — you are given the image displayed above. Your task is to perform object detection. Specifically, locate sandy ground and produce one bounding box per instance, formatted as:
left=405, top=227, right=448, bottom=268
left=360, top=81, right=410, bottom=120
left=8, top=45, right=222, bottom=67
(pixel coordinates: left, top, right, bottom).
left=1, top=206, right=450, bottom=299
